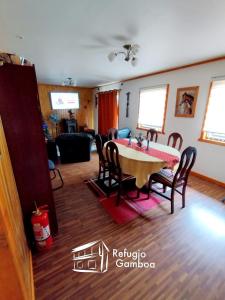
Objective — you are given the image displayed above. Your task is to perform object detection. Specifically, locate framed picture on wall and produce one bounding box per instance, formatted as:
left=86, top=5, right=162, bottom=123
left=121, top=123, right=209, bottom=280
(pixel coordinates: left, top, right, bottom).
left=175, top=86, right=199, bottom=117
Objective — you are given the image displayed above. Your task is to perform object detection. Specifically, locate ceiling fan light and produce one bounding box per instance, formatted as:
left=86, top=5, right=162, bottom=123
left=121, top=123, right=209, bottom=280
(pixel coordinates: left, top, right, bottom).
left=131, top=57, right=138, bottom=67
left=124, top=55, right=130, bottom=62
left=132, top=44, right=139, bottom=54
left=108, top=43, right=139, bottom=65
left=108, top=52, right=116, bottom=62
left=62, top=77, right=75, bottom=86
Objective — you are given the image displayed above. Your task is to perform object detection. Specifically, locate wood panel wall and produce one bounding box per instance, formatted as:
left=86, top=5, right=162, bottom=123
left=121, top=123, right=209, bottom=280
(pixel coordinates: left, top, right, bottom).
left=0, top=117, right=35, bottom=300
left=38, top=84, right=94, bottom=135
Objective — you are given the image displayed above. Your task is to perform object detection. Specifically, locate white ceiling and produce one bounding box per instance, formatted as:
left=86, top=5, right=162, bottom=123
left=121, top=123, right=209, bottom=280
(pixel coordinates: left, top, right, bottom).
left=1, top=0, right=225, bottom=87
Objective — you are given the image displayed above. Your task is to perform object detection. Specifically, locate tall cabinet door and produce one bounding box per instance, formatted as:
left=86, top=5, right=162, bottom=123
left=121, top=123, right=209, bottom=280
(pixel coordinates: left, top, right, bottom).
left=0, top=63, right=58, bottom=242
left=0, top=116, right=35, bottom=300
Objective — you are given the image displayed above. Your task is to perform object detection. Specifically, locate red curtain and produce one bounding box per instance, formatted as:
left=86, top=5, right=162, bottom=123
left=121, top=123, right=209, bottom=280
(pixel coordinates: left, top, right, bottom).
left=98, top=90, right=119, bottom=135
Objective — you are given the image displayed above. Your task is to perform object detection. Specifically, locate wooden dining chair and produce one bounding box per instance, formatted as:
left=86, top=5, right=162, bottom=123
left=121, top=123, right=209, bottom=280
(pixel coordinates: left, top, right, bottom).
left=148, top=146, right=197, bottom=214
left=167, top=132, right=183, bottom=151
left=95, top=134, right=109, bottom=181
left=105, top=141, right=133, bottom=205
left=107, top=128, right=118, bottom=140
left=147, top=129, right=158, bottom=142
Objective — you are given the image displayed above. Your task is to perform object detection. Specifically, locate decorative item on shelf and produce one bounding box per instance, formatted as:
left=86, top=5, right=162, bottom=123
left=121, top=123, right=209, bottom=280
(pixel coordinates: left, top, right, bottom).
left=175, top=86, right=199, bottom=118
left=135, top=133, right=144, bottom=148
left=68, top=109, right=75, bottom=119
left=108, top=44, right=139, bottom=66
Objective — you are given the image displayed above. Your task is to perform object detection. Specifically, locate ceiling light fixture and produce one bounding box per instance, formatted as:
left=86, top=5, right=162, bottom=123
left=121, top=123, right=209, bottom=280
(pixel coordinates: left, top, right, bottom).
left=16, top=35, right=24, bottom=40
left=62, top=77, right=75, bottom=86
left=108, top=44, right=139, bottom=67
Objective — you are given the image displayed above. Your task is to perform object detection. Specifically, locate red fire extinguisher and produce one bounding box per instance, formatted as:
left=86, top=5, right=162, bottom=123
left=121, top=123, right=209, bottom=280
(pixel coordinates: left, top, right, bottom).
left=31, top=204, right=53, bottom=250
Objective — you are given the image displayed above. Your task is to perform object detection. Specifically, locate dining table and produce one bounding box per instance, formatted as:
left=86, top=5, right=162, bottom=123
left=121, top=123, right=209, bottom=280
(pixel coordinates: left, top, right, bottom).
left=104, top=138, right=181, bottom=189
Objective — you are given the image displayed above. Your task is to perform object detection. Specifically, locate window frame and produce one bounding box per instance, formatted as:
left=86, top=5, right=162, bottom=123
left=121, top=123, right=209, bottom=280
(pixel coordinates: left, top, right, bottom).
left=136, top=84, right=169, bottom=134
left=199, top=81, right=225, bottom=147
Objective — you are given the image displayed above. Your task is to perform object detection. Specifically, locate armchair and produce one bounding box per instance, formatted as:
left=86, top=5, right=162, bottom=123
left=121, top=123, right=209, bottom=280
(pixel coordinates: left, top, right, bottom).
left=56, top=133, right=93, bottom=163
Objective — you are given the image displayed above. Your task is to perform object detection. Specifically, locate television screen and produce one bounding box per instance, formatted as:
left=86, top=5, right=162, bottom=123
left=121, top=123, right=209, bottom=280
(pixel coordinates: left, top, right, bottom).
left=50, top=92, right=79, bottom=110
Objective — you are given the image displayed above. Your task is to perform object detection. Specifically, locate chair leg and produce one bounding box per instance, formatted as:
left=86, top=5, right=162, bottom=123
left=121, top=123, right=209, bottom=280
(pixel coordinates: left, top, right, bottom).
left=163, top=185, right=167, bottom=193
left=52, top=168, right=64, bottom=191
left=182, top=185, right=186, bottom=208
left=116, top=182, right=122, bottom=206
left=57, top=169, right=64, bottom=186
left=98, top=164, right=101, bottom=180
left=171, top=189, right=175, bottom=214
left=126, top=186, right=141, bottom=200
left=103, top=166, right=106, bottom=181
left=137, top=188, right=140, bottom=198
left=50, top=170, right=56, bottom=180
left=107, top=174, right=112, bottom=198
left=148, top=178, right=152, bottom=199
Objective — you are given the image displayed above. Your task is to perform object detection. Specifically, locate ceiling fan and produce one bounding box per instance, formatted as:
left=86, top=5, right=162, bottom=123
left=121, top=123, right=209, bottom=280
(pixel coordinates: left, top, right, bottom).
left=107, top=44, right=139, bottom=66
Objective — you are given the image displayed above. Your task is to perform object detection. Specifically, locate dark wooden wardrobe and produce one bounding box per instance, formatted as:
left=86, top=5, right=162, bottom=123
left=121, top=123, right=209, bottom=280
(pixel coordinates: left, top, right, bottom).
left=0, top=63, right=58, bottom=244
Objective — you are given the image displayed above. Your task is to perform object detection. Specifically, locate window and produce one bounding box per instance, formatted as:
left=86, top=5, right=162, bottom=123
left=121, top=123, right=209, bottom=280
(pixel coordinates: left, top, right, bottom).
left=200, top=80, right=225, bottom=145
left=137, top=84, right=169, bottom=132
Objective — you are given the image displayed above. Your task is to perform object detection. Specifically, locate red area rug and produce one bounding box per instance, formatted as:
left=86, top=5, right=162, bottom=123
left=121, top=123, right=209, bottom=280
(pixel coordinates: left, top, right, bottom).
left=85, top=178, right=161, bottom=224
left=100, top=193, right=161, bottom=224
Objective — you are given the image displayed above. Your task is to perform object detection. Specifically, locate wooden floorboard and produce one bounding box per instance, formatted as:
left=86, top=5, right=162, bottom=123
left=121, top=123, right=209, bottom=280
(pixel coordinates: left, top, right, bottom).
left=33, top=153, right=225, bottom=300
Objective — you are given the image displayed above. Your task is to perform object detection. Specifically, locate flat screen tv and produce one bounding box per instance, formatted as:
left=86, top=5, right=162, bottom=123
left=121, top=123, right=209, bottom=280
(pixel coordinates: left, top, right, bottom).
left=49, top=92, right=79, bottom=110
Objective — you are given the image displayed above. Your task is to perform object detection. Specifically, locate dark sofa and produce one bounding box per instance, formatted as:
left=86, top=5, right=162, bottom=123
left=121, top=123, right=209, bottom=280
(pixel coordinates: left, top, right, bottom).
left=56, top=133, right=93, bottom=163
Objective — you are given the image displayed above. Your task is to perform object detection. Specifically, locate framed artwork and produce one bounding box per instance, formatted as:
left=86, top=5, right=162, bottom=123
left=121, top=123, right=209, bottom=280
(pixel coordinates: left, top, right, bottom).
left=175, top=86, right=199, bottom=117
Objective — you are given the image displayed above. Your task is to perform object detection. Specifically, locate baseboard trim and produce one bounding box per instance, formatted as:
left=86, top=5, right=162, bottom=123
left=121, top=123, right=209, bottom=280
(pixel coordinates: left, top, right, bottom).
left=190, top=171, right=225, bottom=188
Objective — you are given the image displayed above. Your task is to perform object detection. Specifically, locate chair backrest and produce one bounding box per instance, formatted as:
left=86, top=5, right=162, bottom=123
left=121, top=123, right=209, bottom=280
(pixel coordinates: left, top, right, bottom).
left=167, top=132, right=183, bottom=151
left=173, top=146, right=197, bottom=186
left=147, top=129, right=158, bottom=142
left=95, top=134, right=105, bottom=162
left=117, top=127, right=131, bottom=139
left=108, top=128, right=118, bottom=140
left=105, top=141, right=121, bottom=176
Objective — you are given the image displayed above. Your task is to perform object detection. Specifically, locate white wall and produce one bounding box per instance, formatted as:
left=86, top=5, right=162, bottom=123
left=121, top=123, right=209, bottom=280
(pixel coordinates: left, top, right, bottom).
left=96, top=61, right=225, bottom=183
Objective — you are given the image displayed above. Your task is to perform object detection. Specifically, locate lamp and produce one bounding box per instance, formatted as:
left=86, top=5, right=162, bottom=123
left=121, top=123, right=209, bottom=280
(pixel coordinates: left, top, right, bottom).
left=107, top=44, right=139, bottom=66
left=108, top=52, right=117, bottom=62
left=62, top=77, right=75, bottom=86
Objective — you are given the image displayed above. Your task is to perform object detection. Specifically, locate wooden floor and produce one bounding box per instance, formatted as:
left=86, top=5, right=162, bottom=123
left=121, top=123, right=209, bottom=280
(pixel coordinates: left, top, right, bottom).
left=33, top=153, right=225, bottom=300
